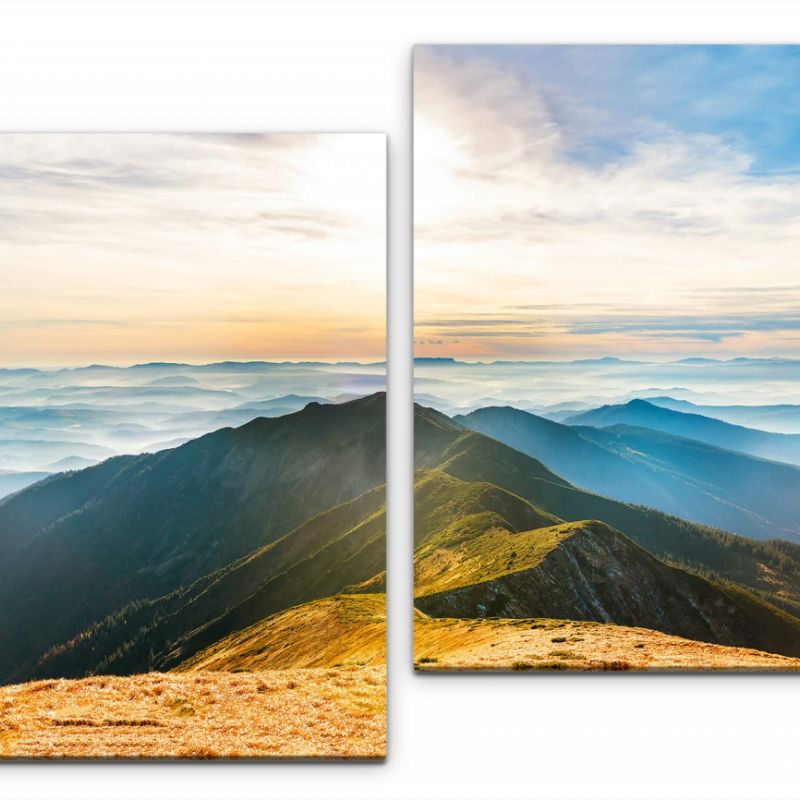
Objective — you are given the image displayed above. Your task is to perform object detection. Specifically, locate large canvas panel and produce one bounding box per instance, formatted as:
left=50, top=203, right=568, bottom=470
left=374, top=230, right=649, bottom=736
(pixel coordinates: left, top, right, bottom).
left=413, top=45, right=800, bottom=672
left=0, top=133, right=386, bottom=757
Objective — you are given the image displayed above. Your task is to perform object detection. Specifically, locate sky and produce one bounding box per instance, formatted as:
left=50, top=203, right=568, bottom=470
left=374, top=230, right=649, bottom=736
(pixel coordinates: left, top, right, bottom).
left=0, top=133, right=385, bottom=367
left=414, top=46, right=800, bottom=361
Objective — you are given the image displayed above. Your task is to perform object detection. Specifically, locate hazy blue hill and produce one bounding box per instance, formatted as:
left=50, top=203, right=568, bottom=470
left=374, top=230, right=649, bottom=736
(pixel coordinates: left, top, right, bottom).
left=456, top=405, right=800, bottom=540
left=566, top=399, right=800, bottom=465
left=649, top=396, right=800, bottom=434
left=46, top=456, right=97, bottom=470
left=455, top=405, right=635, bottom=492
left=0, top=393, right=386, bottom=684
left=0, top=437, right=115, bottom=472
left=0, top=470, right=50, bottom=502
left=165, top=395, right=328, bottom=433
left=146, top=375, right=200, bottom=386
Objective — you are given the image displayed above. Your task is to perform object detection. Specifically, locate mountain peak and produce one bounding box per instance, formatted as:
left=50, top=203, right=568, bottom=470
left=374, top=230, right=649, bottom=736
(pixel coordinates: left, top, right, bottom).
left=626, top=398, right=657, bottom=409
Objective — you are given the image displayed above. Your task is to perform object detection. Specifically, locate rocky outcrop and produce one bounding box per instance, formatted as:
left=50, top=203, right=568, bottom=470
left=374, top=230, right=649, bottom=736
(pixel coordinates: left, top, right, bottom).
left=415, top=521, right=800, bottom=657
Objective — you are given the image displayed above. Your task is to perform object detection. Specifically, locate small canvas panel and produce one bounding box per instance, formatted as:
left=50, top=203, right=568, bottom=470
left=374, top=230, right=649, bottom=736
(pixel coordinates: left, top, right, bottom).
left=0, top=132, right=386, bottom=757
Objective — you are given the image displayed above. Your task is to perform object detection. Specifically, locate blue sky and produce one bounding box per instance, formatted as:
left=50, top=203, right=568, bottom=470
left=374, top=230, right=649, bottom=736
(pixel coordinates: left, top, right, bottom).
left=414, top=45, right=800, bottom=361
left=431, top=45, right=800, bottom=174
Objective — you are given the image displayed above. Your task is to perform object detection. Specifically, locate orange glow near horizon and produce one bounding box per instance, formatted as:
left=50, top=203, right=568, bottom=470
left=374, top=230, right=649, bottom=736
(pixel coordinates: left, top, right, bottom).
left=0, top=133, right=385, bottom=368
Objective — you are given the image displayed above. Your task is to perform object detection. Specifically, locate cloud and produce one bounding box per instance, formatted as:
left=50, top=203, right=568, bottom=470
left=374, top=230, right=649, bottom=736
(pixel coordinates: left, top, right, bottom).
left=0, top=133, right=385, bottom=366
left=414, top=46, right=800, bottom=360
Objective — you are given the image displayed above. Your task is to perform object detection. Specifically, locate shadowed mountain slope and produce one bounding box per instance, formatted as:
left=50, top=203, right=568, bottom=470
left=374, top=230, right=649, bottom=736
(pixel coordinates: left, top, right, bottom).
left=0, top=394, right=386, bottom=684
left=12, top=482, right=386, bottom=683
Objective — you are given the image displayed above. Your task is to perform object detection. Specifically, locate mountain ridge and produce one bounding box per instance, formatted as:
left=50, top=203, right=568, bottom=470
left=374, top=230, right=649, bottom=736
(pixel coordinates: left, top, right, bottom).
left=456, top=404, right=800, bottom=541
left=566, top=399, right=800, bottom=465
left=0, top=393, right=386, bottom=683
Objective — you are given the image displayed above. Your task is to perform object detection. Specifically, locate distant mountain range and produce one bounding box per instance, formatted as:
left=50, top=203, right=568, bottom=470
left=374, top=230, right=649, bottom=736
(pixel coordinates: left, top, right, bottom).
left=566, top=399, right=800, bottom=466
left=456, top=405, right=800, bottom=541
left=648, top=396, right=800, bottom=434
left=414, top=356, right=800, bottom=366
left=0, top=362, right=386, bottom=472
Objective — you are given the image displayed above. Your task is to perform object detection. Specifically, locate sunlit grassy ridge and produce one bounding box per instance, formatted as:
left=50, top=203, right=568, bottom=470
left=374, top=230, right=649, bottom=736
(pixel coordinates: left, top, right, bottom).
left=177, top=594, right=385, bottom=672
left=415, top=517, right=581, bottom=597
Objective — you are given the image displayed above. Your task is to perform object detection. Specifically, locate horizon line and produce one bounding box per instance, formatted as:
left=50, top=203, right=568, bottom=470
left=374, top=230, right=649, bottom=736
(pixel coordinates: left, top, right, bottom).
left=0, top=358, right=388, bottom=372
left=413, top=355, right=799, bottom=365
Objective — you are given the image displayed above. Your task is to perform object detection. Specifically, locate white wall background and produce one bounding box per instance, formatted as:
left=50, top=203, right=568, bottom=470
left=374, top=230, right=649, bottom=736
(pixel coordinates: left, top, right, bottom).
left=2, top=3, right=799, bottom=798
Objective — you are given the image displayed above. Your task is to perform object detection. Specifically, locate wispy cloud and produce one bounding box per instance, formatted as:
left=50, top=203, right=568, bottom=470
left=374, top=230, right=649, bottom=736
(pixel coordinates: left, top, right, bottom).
left=414, top=46, right=800, bottom=360
left=0, top=134, right=385, bottom=366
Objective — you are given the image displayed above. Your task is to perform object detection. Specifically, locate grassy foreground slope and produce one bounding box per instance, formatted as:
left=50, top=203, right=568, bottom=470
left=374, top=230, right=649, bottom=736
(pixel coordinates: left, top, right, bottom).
left=0, top=596, right=387, bottom=759
left=414, top=616, right=800, bottom=672
left=0, top=669, right=384, bottom=759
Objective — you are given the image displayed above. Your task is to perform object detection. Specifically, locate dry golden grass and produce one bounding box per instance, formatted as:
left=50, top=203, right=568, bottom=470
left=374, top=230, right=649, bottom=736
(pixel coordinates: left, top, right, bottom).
left=414, top=615, right=800, bottom=672
left=178, top=594, right=385, bottom=672
left=0, top=594, right=386, bottom=759
left=0, top=667, right=385, bottom=759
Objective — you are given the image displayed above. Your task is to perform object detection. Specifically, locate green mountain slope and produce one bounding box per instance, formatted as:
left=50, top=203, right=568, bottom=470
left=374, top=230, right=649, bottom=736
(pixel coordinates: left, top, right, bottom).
left=415, top=404, right=800, bottom=615
left=414, top=515, right=800, bottom=657
left=0, top=394, right=386, bottom=684
left=456, top=405, right=800, bottom=541
left=26, top=485, right=385, bottom=680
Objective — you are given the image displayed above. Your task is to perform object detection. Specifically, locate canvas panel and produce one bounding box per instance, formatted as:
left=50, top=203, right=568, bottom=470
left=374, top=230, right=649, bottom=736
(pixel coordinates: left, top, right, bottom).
left=0, top=132, right=386, bottom=757
left=413, top=45, right=800, bottom=672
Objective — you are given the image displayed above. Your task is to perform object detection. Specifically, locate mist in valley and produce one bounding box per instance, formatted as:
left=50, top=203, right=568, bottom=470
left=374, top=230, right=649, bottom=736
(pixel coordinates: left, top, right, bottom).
left=0, top=360, right=385, bottom=497
left=415, top=357, right=800, bottom=432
